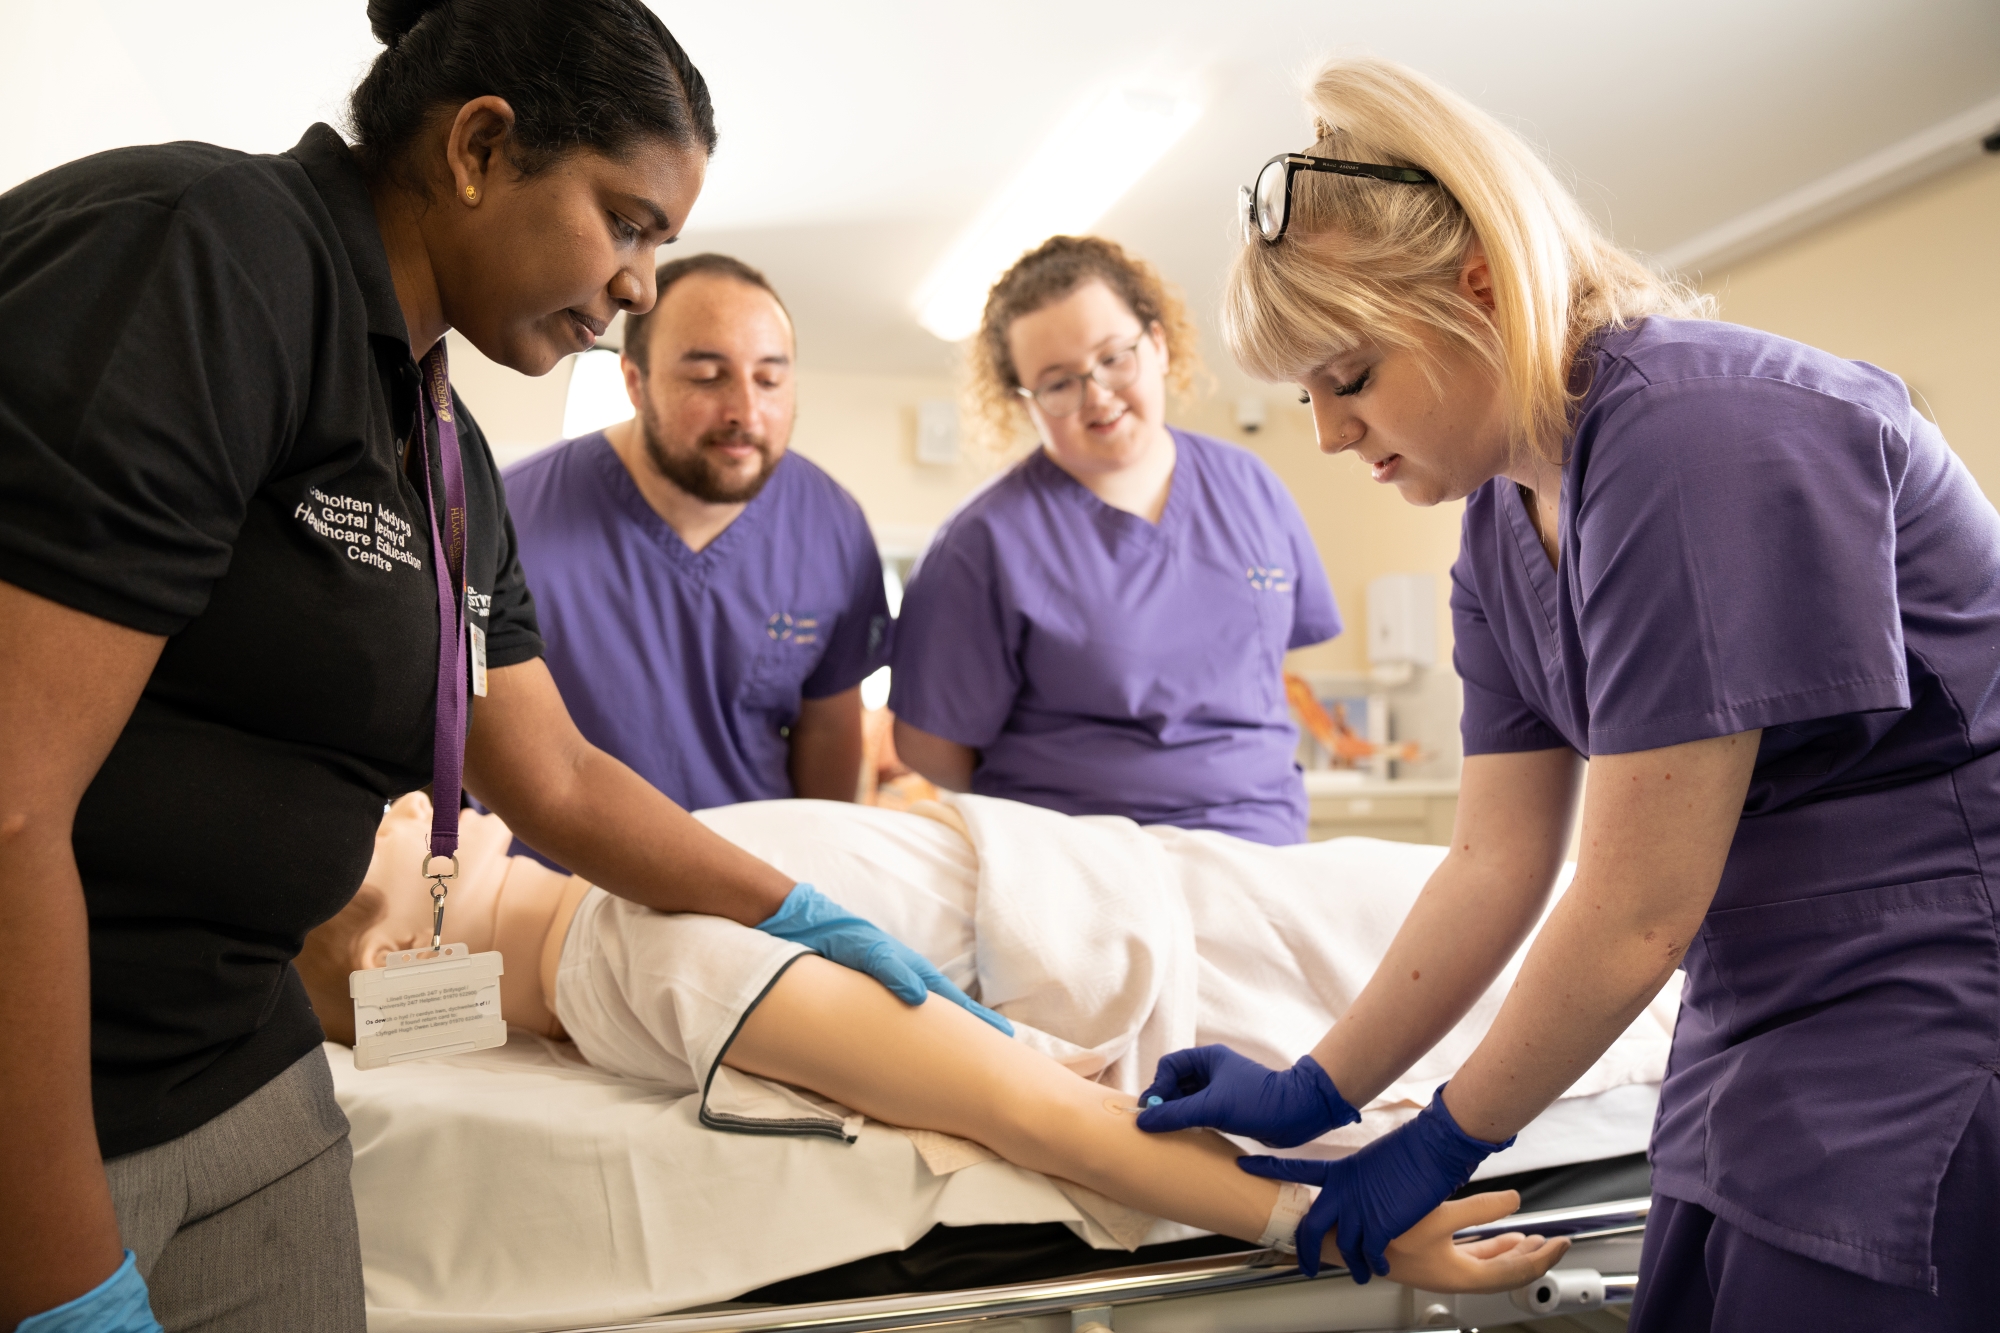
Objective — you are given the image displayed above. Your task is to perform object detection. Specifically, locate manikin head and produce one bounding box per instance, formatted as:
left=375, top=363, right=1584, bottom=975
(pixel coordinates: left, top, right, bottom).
left=348, top=0, right=717, bottom=373
left=1222, top=55, right=1709, bottom=502
left=968, top=236, right=1201, bottom=478
left=617, top=255, right=798, bottom=505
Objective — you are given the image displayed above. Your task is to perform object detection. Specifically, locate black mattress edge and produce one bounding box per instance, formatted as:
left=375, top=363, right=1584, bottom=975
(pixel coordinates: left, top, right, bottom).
left=741, top=1152, right=1651, bottom=1304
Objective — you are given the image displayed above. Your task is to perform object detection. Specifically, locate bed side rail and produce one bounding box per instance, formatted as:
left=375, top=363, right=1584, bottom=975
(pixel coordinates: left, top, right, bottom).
left=559, top=1196, right=1651, bottom=1333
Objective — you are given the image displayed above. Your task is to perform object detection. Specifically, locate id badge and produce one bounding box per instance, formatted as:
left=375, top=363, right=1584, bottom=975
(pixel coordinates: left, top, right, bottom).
left=470, top=623, right=488, bottom=697
left=349, top=943, right=505, bottom=1070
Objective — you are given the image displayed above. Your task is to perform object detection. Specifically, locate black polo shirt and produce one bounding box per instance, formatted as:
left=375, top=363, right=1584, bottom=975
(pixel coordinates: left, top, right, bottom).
left=0, top=124, right=544, bottom=1156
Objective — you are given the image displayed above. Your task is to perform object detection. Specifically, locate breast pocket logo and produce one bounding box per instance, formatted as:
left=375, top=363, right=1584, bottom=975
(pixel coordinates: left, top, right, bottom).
left=1246, top=565, right=1294, bottom=593
left=766, top=612, right=820, bottom=646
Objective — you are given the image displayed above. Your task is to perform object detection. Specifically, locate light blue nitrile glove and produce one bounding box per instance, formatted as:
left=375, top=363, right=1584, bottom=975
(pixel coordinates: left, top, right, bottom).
left=1136, top=1045, right=1360, bottom=1147
left=757, top=883, right=1013, bottom=1035
left=17, top=1251, right=164, bottom=1333
left=1238, top=1084, right=1513, bottom=1280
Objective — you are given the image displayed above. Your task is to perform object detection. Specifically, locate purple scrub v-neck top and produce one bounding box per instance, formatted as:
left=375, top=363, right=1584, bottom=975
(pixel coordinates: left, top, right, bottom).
left=1454, top=317, right=2000, bottom=1291
left=890, top=428, right=1340, bottom=845
left=504, top=434, right=888, bottom=820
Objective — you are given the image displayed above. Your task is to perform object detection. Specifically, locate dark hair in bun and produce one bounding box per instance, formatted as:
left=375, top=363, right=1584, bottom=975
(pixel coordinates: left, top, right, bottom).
left=350, top=0, right=716, bottom=183
left=366, top=0, right=449, bottom=47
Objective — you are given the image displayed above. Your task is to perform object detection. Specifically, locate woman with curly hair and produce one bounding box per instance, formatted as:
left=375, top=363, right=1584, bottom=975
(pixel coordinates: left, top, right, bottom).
left=889, top=237, right=1341, bottom=845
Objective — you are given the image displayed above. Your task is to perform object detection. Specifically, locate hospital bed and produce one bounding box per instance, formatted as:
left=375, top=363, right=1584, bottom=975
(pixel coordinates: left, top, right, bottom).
left=549, top=1201, right=1644, bottom=1333
left=335, top=1035, right=1653, bottom=1333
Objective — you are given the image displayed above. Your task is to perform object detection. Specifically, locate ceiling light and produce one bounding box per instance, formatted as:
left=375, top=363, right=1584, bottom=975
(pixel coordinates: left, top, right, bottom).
left=913, top=88, right=1201, bottom=343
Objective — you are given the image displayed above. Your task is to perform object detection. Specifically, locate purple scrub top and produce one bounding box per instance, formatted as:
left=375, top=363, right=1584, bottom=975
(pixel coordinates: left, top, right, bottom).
left=890, top=428, right=1339, bottom=845
left=1454, top=317, right=2000, bottom=1291
left=503, top=433, right=888, bottom=833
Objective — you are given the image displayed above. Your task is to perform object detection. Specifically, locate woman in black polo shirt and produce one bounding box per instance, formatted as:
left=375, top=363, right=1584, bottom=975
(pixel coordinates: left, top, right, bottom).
left=0, top=3, right=994, bottom=1329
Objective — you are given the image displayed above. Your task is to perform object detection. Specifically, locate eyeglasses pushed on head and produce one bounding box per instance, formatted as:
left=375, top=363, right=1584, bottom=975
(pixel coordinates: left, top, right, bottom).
left=1241, top=151, right=1439, bottom=245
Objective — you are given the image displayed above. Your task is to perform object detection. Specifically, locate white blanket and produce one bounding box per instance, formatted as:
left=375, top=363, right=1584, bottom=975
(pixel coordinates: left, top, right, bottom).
left=948, top=794, right=1674, bottom=1149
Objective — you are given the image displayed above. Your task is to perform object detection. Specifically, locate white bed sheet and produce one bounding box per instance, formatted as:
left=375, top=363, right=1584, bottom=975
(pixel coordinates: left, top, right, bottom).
left=335, top=1036, right=1656, bottom=1333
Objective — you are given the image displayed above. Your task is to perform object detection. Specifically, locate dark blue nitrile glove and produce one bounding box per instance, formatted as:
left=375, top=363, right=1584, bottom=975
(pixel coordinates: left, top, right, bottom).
left=1136, top=1045, right=1360, bottom=1147
left=757, top=883, right=1013, bottom=1035
left=1238, top=1084, right=1513, bottom=1280
left=17, top=1251, right=164, bottom=1333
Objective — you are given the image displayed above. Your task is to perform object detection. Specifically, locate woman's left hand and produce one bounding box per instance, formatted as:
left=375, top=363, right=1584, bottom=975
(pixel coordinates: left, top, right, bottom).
left=1238, top=1085, right=1510, bottom=1279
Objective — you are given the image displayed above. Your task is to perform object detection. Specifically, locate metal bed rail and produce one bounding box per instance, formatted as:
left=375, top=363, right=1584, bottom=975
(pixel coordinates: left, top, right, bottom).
left=557, top=1196, right=1651, bottom=1333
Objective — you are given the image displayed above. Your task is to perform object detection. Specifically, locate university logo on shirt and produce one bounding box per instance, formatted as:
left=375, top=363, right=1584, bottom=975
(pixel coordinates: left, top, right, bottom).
left=766, top=612, right=820, bottom=645
left=1246, top=565, right=1294, bottom=593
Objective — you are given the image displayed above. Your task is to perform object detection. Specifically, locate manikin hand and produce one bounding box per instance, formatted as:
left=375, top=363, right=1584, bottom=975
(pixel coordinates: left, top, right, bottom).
left=1377, top=1191, right=1572, bottom=1294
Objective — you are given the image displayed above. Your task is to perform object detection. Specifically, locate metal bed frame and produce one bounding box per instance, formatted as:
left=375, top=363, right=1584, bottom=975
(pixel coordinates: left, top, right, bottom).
left=556, top=1197, right=1649, bottom=1333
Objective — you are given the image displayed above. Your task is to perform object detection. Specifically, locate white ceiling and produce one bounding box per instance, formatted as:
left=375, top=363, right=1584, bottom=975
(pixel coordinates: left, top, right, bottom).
left=5, top=0, right=1997, bottom=387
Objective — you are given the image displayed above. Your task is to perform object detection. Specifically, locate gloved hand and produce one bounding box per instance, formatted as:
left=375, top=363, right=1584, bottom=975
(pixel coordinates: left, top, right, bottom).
left=757, top=883, right=1013, bottom=1035
left=18, top=1251, right=164, bottom=1332
left=1136, top=1045, right=1359, bottom=1147
left=1238, top=1084, right=1513, bottom=1279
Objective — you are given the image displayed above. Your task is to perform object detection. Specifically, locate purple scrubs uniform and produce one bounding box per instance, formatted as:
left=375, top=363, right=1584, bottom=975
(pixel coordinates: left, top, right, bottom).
left=890, top=428, right=1339, bottom=845
left=504, top=433, right=888, bottom=829
left=1453, top=318, right=2000, bottom=1323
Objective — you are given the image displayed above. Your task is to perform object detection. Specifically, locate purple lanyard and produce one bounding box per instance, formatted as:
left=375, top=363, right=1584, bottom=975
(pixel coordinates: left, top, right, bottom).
left=415, top=342, right=468, bottom=949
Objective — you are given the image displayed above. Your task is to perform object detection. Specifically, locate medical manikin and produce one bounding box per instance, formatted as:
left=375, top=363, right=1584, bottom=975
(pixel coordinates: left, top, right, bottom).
left=299, top=794, right=1575, bottom=1293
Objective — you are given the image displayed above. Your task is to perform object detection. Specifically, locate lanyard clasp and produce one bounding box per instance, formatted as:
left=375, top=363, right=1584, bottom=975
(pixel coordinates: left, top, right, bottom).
left=419, top=851, right=459, bottom=952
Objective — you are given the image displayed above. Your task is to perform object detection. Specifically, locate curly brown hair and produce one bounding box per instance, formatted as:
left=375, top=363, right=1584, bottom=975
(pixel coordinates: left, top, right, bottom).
left=966, top=235, right=1203, bottom=456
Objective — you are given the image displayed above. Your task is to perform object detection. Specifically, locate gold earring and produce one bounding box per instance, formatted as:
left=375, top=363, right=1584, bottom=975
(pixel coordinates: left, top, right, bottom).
left=464, top=186, right=477, bottom=202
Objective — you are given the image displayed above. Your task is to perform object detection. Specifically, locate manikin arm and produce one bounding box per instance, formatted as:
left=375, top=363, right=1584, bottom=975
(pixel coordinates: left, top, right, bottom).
left=728, top=955, right=1569, bottom=1293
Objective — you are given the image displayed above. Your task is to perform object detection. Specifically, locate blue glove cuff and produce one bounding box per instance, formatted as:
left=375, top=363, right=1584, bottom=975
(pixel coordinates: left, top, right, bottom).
left=18, top=1251, right=162, bottom=1333
left=1295, top=1055, right=1363, bottom=1131
left=755, top=882, right=821, bottom=933
left=1412, top=1083, right=1515, bottom=1196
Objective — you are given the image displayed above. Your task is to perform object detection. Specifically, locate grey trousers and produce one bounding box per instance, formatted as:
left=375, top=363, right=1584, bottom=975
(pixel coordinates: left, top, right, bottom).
left=104, top=1048, right=366, bottom=1332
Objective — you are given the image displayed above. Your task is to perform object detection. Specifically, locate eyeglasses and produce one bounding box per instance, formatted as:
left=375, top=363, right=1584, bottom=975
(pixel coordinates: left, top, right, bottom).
left=1015, top=335, right=1147, bottom=418
left=1241, top=152, right=1439, bottom=245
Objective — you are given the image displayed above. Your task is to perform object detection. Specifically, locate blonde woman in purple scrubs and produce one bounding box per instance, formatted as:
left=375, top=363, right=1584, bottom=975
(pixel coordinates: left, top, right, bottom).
left=1138, top=57, right=2000, bottom=1331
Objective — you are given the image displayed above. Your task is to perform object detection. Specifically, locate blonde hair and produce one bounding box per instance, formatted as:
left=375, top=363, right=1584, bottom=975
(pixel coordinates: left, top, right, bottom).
left=1225, top=56, right=1709, bottom=463
left=966, top=235, right=1203, bottom=457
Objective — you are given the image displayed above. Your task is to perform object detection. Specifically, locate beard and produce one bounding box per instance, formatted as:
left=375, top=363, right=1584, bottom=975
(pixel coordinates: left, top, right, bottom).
left=639, top=409, right=780, bottom=505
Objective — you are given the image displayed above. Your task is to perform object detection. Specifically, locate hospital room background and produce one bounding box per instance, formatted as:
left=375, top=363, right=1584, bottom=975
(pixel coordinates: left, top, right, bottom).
left=10, top=1, right=1992, bottom=849
left=6, top=1, right=1999, bottom=1330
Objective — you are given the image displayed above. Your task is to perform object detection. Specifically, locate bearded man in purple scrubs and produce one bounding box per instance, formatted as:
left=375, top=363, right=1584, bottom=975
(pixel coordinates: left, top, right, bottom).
left=503, top=255, right=888, bottom=861
left=1136, top=57, right=2000, bottom=1333
left=891, top=236, right=1340, bottom=846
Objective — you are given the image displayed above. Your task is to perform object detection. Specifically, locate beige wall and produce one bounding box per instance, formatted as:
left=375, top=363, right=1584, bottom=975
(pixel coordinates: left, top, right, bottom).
left=784, top=370, right=981, bottom=554
left=1698, top=152, right=2000, bottom=491
left=447, top=331, right=571, bottom=464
